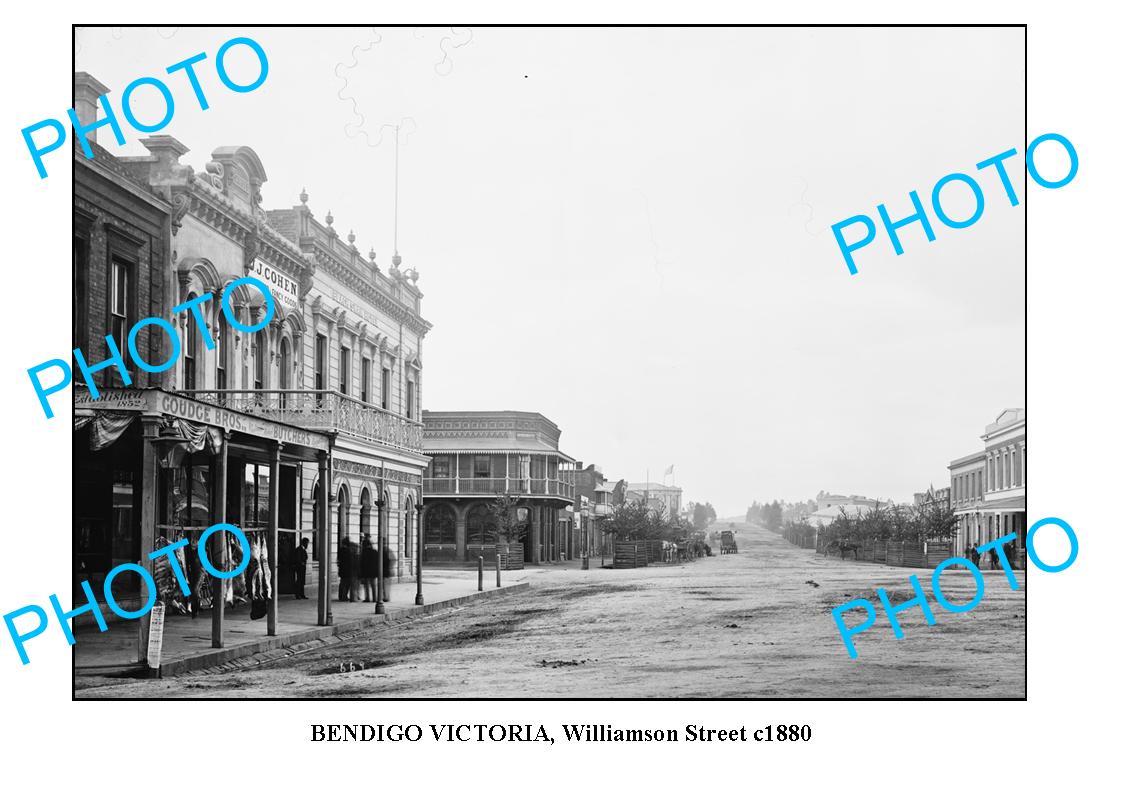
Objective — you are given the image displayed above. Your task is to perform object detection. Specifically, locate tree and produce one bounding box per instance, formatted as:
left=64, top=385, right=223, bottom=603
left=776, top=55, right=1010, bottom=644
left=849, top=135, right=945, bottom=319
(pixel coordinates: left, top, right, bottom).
left=693, top=501, right=717, bottom=530
left=762, top=501, right=783, bottom=532
left=602, top=497, right=672, bottom=542
left=488, top=492, right=527, bottom=544
left=916, top=499, right=958, bottom=543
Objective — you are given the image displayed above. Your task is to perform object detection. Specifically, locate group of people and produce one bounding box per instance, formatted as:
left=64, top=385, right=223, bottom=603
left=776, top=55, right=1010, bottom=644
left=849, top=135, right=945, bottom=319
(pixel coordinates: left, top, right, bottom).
left=288, top=534, right=392, bottom=602
left=966, top=539, right=1018, bottom=570
left=339, top=534, right=393, bottom=603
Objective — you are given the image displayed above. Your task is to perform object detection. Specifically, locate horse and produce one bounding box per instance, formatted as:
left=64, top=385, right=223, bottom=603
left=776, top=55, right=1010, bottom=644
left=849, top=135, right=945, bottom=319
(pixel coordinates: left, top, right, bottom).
left=827, top=539, right=860, bottom=560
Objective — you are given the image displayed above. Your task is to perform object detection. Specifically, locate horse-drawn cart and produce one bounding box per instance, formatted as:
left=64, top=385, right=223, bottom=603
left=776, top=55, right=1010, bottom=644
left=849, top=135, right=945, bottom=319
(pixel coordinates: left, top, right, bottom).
left=720, top=530, right=738, bottom=554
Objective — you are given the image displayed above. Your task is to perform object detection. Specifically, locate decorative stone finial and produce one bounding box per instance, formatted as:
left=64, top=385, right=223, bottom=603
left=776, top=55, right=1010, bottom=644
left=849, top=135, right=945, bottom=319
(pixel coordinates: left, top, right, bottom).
left=299, top=187, right=308, bottom=204
left=392, top=253, right=402, bottom=267
left=325, top=210, right=334, bottom=227
left=368, top=248, right=377, bottom=262
left=348, top=230, right=356, bottom=245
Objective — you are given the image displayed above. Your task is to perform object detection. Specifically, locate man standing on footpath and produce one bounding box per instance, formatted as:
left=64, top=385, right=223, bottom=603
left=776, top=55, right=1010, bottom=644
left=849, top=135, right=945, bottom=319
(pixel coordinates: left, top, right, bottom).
left=294, top=537, right=310, bottom=599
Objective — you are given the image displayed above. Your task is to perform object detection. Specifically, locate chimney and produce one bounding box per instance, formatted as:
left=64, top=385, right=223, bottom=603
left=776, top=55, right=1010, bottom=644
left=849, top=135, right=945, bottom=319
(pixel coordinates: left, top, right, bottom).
left=74, top=72, right=111, bottom=145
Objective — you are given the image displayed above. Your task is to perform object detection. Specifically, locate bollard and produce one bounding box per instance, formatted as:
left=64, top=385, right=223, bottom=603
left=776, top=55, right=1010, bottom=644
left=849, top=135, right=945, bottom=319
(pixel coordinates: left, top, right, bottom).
left=478, top=556, right=484, bottom=591
left=496, top=555, right=502, bottom=587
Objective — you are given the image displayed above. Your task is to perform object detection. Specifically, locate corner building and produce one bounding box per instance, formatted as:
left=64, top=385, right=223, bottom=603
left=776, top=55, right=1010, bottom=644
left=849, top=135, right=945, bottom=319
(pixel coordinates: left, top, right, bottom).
left=421, top=411, right=575, bottom=565
left=71, top=72, right=431, bottom=660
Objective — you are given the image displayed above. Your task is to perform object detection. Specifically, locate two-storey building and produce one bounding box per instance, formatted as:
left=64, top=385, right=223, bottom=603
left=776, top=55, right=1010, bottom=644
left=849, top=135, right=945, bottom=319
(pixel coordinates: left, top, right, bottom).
left=949, top=409, right=1026, bottom=561
left=72, top=72, right=430, bottom=663
left=421, top=411, right=575, bottom=565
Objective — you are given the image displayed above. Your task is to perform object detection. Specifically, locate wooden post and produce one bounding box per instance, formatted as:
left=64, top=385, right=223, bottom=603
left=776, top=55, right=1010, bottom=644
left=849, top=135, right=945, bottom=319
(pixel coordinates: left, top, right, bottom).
left=495, top=555, right=501, bottom=587
left=478, top=556, right=484, bottom=591
left=137, top=417, right=161, bottom=663
left=266, top=441, right=282, bottom=636
left=316, top=451, right=330, bottom=626
left=212, top=429, right=229, bottom=648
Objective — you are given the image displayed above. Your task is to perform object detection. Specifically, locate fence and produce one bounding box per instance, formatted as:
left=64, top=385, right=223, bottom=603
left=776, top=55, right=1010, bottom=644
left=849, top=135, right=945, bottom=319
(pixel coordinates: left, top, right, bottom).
left=613, top=542, right=649, bottom=569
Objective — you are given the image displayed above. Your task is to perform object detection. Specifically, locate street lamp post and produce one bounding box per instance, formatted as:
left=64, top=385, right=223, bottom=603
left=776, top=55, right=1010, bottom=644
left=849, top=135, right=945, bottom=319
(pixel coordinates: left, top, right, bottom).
left=374, top=495, right=386, bottom=615
left=415, top=502, right=424, bottom=605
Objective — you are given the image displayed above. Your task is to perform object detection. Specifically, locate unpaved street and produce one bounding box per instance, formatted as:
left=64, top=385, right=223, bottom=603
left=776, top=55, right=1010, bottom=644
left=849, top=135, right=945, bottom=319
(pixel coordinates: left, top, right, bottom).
left=76, top=524, right=1026, bottom=698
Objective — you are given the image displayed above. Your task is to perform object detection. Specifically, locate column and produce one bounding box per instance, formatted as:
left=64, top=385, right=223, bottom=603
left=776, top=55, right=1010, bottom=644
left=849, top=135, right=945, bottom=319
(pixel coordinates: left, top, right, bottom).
left=531, top=505, right=541, bottom=565
left=266, top=441, right=282, bottom=636
left=137, top=416, right=161, bottom=663
left=455, top=453, right=460, bottom=494
left=212, top=429, right=230, bottom=648
left=316, top=451, right=330, bottom=626
left=455, top=506, right=467, bottom=561
left=1022, top=443, right=1027, bottom=486
left=415, top=502, right=425, bottom=605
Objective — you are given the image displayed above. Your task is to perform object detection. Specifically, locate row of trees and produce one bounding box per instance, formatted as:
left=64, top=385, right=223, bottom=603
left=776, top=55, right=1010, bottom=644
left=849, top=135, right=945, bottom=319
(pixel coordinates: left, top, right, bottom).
left=787, top=501, right=958, bottom=548
left=746, top=499, right=816, bottom=532
left=483, top=493, right=708, bottom=544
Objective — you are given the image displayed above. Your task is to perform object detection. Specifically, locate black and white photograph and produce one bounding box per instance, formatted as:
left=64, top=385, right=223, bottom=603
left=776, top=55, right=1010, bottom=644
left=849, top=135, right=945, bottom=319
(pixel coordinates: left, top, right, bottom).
left=64, top=24, right=1028, bottom=699
left=4, top=6, right=1117, bottom=791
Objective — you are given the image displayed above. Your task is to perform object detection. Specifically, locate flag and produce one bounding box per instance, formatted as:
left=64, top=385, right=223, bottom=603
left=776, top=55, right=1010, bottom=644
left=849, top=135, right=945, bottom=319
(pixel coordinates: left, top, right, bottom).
left=664, top=464, right=674, bottom=476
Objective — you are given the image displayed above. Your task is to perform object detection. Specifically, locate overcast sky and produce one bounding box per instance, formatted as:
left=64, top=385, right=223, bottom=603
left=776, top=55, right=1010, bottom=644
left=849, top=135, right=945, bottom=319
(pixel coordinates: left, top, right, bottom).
left=76, top=26, right=1025, bottom=515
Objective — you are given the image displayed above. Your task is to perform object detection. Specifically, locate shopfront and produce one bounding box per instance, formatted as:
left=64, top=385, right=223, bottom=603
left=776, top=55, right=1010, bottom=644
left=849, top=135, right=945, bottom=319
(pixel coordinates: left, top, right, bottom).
left=74, top=387, right=332, bottom=662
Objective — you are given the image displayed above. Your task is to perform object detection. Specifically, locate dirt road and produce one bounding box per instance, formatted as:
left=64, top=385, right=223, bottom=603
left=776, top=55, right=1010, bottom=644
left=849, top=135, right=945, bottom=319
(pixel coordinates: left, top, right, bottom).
left=76, top=524, right=1025, bottom=698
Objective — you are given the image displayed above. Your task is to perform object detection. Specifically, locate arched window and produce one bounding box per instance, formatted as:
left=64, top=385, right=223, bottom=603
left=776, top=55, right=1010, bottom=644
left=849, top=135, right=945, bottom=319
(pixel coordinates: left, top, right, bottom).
left=337, top=485, right=350, bottom=547
left=215, top=313, right=229, bottom=390
left=359, top=487, right=371, bottom=542
left=183, top=293, right=199, bottom=390
left=279, top=337, right=291, bottom=389
left=424, top=504, right=456, bottom=546
left=254, top=330, right=267, bottom=390
left=466, top=504, right=494, bottom=545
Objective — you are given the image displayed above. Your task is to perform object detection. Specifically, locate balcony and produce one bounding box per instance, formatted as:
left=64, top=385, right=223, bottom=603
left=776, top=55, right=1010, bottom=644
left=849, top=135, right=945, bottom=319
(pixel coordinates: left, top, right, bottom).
left=423, top=476, right=574, bottom=500
left=176, top=390, right=423, bottom=453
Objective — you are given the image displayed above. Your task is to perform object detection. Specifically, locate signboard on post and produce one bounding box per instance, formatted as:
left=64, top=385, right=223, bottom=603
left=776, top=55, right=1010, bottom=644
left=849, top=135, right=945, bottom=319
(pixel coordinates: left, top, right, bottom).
left=146, top=602, right=166, bottom=673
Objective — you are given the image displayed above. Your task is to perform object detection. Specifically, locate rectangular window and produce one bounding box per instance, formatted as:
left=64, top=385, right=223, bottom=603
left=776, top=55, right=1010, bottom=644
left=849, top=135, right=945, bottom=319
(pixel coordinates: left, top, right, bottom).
left=432, top=456, right=450, bottom=479
left=406, top=380, right=415, bottom=419
left=314, top=334, right=326, bottom=391
left=473, top=455, right=490, bottom=479
left=109, top=258, right=131, bottom=387
left=339, top=346, right=351, bottom=395
left=381, top=366, right=391, bottom=410
left=361, top=357, right=371, bottom=404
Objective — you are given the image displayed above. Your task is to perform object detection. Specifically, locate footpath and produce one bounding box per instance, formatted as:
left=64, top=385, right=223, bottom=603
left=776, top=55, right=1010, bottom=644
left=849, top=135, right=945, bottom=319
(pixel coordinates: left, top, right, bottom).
left=74, top=569, right=531, bottom=678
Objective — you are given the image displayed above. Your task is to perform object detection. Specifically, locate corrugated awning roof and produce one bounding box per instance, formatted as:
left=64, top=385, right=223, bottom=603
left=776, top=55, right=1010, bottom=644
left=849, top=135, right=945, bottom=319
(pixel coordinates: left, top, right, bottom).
left=422, top=441, right=574, bottom=461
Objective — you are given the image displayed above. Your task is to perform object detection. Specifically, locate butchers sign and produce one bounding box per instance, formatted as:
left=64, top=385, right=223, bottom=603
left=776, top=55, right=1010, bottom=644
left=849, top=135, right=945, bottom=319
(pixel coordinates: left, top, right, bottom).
left=249, top=258, right=299, bottom=312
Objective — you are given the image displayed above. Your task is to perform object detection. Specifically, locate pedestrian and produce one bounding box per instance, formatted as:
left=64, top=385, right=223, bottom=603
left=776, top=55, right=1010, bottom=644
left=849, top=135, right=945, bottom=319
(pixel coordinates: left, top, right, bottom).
left=381, top=544, right=393, bottom=602
left=293, top=537, right=309, bottom=599
left=360, top=533, right=377, bottom=602
left=988, top=545, right=1000, bottom=571
left=338, top=538, right=354, bottom=601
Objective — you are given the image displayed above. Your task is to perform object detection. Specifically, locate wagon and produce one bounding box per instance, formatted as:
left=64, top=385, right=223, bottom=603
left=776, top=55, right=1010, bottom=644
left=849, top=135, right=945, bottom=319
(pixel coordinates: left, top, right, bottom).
left=720, top=531, right=738, bottom=554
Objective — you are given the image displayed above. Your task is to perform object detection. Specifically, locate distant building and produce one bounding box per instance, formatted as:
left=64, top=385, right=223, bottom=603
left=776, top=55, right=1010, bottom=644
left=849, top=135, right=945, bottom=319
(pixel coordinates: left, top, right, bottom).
left=948, top=409, right=1026, bottom=557
left=806, top=492, right=884, bottom=527
left=914, top=486, right=951, bottom=509
left=568, top=463, right=622, bottom=559
left=625, top=482, right=683, bottom=519
left=421, top=411, right=575, bottom=564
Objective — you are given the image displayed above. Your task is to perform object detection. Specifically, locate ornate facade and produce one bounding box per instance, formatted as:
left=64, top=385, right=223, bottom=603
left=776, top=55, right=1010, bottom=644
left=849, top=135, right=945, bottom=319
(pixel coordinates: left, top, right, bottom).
left=72, top=71, right=431, bottom=661
left=421, top=411, right=575, bottom=564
